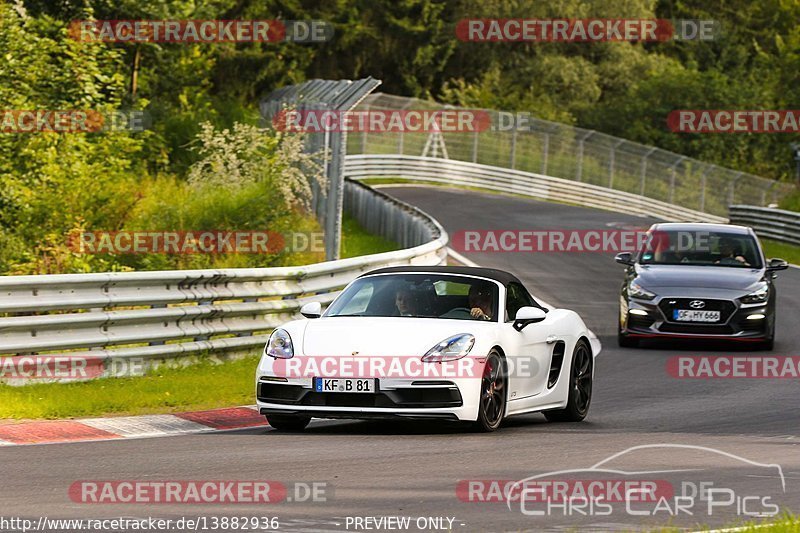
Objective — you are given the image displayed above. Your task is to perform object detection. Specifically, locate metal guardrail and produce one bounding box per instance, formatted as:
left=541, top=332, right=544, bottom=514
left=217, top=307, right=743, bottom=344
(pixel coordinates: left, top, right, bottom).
left=344, top=154, right=728, bottom=223
left=352, top=93, right=795, bottom=218
left=0, top=181, right=447, bottom=366
left=729, top=205, right=800, bottom=246
left=260, top=78, right=382, bottom=260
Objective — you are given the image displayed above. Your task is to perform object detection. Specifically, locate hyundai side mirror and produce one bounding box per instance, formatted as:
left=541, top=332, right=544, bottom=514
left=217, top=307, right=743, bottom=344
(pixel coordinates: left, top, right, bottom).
left=300, top=301, right=322, bottom=318
left=766, top=258, right=789, bottom=272
left=615, top=252, right=635, bottom=266
left=513, top=306, right=547, bottom=331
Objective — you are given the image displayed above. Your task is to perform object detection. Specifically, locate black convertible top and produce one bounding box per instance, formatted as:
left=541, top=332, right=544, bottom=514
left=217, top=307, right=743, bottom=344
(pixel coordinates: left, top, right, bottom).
left=360, top=266, right=524, bottom=287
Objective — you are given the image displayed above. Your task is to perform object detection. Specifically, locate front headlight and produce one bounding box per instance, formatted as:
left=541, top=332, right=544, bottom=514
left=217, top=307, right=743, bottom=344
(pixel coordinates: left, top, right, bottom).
left=265, top=328, right=294, bottom=359
left=740, top=282, right=769, bottom=304
left=628, top=281, right=656, bottom=301
left=421, top=333, right=475, bottom=363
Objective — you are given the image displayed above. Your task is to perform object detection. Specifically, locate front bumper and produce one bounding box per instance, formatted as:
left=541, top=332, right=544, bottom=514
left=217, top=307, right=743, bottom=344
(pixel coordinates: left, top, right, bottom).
left=620, top=293, right=771, bottom=341
left=256, top=376, right=482, bottom=422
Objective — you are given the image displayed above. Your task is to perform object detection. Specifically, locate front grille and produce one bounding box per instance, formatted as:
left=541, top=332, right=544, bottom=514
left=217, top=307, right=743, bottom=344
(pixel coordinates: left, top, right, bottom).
left=258, top=383, right=305, bottom=402
left=258, top=382, right=462, bottom=408
left=659, top=323, right=735, bottom=335
left=658, top=298, right=736, bottom=324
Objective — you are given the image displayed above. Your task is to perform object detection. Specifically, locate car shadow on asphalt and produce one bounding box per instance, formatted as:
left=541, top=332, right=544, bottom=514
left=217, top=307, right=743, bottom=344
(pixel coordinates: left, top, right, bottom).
left=234, top=415, right=604, bottom=436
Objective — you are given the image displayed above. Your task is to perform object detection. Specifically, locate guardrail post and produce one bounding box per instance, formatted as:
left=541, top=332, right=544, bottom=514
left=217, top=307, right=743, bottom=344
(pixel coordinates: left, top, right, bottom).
left=361, top=103, right=369, bottom=154
left=541, top=133, right=549, bottom=175
left=609, top=139, right=624, bottom=189
left=398, top=99, right=412, bottom=156
left=762, top=181, right=778, bottom=206
left=669, top=156, right=686, bottom=205
left=575, top=131, right=594, bottom=182
left=640, top=147, right=656, bottom=196
left=510, top=129, right=517, bottom=169
left=699, top=166, right=711, bottom=212
left=728, top=172, right=743, bottom=206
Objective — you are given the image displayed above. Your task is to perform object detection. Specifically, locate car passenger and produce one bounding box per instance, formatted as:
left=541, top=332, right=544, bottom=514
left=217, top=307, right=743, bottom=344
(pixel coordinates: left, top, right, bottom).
left=394, top=288, right=417, bottom=316
left=716, top=238, right=749, bottom=266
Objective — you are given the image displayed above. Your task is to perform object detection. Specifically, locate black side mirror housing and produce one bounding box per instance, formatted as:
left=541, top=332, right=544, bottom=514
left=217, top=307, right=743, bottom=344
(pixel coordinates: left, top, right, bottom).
left=615, top=252, right=635, bottom=266
left=766, top=258, right=789, bottom=272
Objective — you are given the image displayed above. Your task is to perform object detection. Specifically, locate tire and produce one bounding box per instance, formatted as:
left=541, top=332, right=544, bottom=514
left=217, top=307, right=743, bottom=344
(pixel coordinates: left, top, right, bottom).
left=756, top=318, right=776, bottom=351
left=618, top=330, right=639, bottom=348
left=472, top=350, right=506, bottom=432
left=544, top=339, right=593, bottom=423
left=758, top=338, right=774, bottom=351
left=618, top=310, right=638, bottom=348
left=266, top=414, right=311, bottom=432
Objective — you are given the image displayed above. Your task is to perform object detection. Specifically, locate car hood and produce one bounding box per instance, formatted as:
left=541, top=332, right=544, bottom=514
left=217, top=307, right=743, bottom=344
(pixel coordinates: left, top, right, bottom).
left=301, top=317, right=493, bottom=356
left=635, top=265, right=764, bottom=291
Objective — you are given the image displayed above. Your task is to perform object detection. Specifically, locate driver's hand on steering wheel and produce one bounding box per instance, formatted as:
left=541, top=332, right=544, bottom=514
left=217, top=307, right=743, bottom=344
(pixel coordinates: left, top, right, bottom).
left=470, top=307, right=490, bottom=320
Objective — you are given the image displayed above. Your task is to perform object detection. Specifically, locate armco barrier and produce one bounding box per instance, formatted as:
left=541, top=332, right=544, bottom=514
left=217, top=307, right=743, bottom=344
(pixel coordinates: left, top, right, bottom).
left=0, top=180, right=447, bottom=373
left=729, top=205, right=800, bottom=246
left=344, top=154, right=728, bottom=223
left=5, top=155, right=784, bottom=376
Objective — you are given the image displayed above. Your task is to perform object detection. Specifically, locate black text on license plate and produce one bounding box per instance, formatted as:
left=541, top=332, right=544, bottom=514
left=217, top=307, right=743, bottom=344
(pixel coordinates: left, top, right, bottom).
left=314, top=378, right=376, bottom=393
left=673, top=309, right=721, bottom=322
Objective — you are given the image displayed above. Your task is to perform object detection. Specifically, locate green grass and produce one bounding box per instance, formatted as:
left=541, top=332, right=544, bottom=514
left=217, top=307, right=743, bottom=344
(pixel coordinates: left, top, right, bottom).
left=0, top=356, right=259, bottom=420
left=0, top=215, right=399, bottom=421
left=340, top=213, right=400, bottom=257
left=762, top=239, right=800, bottom=266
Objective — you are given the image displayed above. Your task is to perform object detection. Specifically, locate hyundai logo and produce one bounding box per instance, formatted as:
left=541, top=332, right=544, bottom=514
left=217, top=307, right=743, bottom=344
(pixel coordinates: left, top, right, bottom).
left=689, top=300, right=706, bottom=309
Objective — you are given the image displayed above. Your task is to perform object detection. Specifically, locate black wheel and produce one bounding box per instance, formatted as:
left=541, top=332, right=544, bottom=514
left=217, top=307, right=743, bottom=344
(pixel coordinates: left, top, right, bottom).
left=266, top=414, right=311, bottom=432
left=544, top=340, right=593, bottom=422
left=758, top=318, right=775, bottom=351
left=473, top=350, right=506, bottom=432
left=618, top=318, right=639, bottom=348
left=758, top=338, right=774, bottom=351
left=618, top=330, right=639, bottom=348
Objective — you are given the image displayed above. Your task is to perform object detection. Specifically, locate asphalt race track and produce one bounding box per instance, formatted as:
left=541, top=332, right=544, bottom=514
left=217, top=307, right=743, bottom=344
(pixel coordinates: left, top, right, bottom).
left=3, top=185, right=800, bottom=532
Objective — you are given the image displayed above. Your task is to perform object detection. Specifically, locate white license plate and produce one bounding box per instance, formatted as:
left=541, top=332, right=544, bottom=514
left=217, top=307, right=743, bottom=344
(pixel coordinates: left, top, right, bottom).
left=314, top=378, right=376, bottom=393
left=673, top=309, right=721, bottom=322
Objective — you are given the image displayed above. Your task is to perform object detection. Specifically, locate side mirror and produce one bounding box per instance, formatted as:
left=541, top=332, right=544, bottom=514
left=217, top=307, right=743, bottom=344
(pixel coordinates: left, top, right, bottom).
left=766, top=258, right=789, bottom=272
left=300, top=301, right=322, bottom=319
left=513, top=306, right=547, bottom=331
left=615, top=252, right=635, bottom=266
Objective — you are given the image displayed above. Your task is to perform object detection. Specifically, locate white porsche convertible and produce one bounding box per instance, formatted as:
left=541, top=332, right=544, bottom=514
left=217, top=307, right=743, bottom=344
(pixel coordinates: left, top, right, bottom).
left=256, top=266, right=600, bottom=432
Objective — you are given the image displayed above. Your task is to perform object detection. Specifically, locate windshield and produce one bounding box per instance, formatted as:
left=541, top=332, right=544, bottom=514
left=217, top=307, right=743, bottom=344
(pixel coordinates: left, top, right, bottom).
left=324, top=274, right=500, bottom=321
left=638, top=230, right=762, bottom=268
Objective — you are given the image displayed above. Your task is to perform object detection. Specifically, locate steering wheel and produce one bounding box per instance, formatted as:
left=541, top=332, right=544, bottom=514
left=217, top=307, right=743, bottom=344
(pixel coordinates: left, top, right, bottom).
left=440, top=307, right=473, bottom=319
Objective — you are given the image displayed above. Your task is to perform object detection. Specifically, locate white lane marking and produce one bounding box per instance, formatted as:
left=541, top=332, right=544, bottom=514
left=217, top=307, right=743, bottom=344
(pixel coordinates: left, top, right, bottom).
left=81, top=414, right=213, bottom=438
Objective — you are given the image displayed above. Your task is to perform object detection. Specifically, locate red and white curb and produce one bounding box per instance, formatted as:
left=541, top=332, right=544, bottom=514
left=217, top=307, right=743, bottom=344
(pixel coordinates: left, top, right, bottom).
left=0, top=405, right=266, bottom=446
